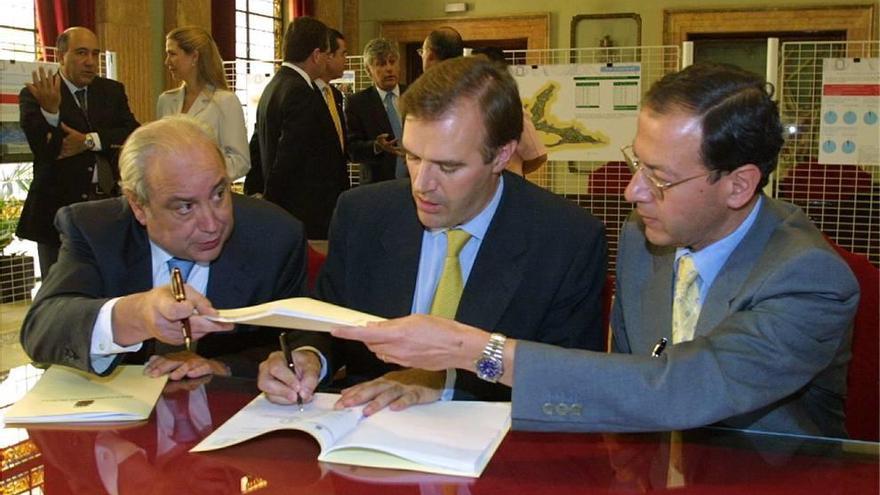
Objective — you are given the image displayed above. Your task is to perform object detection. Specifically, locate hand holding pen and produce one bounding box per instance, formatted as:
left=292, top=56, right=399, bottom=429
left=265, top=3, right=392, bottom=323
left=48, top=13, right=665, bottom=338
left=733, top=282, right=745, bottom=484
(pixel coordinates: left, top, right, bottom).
left=170, top=267, right=193, bottom=351
left=279, top=332, right=304, bottom=411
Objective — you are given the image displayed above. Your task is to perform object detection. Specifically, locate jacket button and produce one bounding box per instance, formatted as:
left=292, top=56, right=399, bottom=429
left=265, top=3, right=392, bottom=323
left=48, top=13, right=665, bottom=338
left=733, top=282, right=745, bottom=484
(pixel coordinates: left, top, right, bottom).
left=87, top=166, right=93, bottom=172
left=542, top=403, right=554, bottom=415
left=81, top=194, right=88, bottom=199
left=570, top=403, right=583, bottom=416
left=555, top=403, right=569, bottom=416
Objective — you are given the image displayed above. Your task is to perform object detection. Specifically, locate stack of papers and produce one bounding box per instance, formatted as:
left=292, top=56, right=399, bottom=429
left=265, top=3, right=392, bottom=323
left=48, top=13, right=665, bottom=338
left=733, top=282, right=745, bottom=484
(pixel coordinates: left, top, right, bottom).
left=3, top=365, right=168, bottom=424
left=205, top=297, right=385, bottom=332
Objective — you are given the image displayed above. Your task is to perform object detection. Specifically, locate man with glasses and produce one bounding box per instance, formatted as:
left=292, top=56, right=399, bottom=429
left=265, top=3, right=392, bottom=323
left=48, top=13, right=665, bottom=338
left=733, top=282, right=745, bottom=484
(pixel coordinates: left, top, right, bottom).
left=332, top=63, right=859, bottom=437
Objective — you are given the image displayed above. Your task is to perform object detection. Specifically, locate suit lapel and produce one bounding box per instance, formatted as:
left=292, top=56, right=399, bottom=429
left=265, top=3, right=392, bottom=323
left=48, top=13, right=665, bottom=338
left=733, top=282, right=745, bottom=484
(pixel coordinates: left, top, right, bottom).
left=186, top=87, right=212, bottom=117
left=120, top=199, right=154, bottom=294
left=643, top=244, right=675, bottom=342
left=456, top=176, right=527, bottom=330
left=695, top=198, right=781, bottom=337
left=368, top=86, right=393, bottom=135
left=60, top=84, right=90, bottom=131
left=205, top=200, right=252, bottom=309
left=377, top=191, right=423, bottom=316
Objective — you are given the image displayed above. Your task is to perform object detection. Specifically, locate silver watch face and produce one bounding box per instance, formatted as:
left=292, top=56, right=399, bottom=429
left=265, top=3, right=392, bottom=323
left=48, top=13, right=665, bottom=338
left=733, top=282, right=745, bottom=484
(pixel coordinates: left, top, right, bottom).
left=476, top=356, right=503, bottom=382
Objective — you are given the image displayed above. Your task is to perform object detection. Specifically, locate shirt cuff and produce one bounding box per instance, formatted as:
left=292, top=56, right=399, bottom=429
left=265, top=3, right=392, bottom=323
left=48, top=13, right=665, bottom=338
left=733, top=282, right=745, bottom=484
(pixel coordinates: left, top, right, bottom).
left=41, top=108, right=60, bottom=127
left=90, top=132, right=103, bottom=151
left=294, top=345, right=328, bottom=383
left=440, top=369, right=456, bottom=401
left=90, top=297, right=142, bottom=373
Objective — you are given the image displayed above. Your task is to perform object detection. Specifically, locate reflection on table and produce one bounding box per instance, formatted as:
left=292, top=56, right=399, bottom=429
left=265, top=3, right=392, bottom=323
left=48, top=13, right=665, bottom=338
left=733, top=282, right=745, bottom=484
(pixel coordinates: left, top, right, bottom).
left=1, top=365, right=878, bottom=494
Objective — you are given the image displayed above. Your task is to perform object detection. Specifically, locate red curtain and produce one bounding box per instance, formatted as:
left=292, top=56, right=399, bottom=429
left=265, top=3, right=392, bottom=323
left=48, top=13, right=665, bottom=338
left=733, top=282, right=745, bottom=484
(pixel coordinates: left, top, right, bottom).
left=290, top=0, right=313, bottom=18
left=211, top=0, right=236, bottom=61
left=35, top=0, right=95, bottom=60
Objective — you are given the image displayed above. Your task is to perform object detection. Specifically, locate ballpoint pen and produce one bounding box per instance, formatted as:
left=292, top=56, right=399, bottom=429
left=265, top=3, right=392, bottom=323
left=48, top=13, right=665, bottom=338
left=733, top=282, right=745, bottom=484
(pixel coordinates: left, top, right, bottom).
left=279, top=332, right=304, bottom=411
left=170, top=267, right=192, bottom=351
left=651, top=337, right=668, bottom=358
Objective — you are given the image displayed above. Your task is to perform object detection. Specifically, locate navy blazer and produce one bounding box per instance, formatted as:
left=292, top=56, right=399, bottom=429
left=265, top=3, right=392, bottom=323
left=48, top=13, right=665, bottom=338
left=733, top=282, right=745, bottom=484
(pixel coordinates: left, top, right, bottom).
left=255, top=66, right=349, bottom=239
left=344, top=85, right=407, bottom=184
left=20, top=195, right=308, bottom=378
left=301, top=172, right=607, bottom=401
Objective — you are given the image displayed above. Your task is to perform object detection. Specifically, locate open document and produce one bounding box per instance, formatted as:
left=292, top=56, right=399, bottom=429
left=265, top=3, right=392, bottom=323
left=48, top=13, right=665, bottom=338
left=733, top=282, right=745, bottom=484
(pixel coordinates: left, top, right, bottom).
left=192, top=393, right=511, bottom=478
left=204, top=297, right=385, bottom=332
left=3, top=365, right=168, bottom=423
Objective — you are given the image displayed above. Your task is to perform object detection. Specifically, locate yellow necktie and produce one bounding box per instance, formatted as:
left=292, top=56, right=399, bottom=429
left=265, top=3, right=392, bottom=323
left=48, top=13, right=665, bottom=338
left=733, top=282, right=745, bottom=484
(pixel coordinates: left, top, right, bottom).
left=430, top=229, right=472, bottom=318
left=322, top=86, right=344, bottom=150
left=672, top=254, right=700, bottom=343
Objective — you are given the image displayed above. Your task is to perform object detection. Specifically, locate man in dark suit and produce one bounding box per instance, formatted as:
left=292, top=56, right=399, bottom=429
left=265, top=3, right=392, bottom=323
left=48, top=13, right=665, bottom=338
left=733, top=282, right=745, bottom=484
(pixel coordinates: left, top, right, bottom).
left=256, top=16, right=349, bottom=240
left=20, top=116, right=307, bottom=379
left=258, top=57, right=607, bottom=413
left=344, top=37, right=407, bottom=184
left=17, top=27, right=139, bottom=275
left=315, top=29, right=348, bottom=163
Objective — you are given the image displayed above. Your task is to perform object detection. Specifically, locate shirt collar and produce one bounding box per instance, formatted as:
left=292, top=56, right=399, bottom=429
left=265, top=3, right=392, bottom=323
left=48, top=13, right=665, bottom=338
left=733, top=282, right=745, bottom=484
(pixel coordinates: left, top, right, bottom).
left=59, top=71, right=86, bottom=94
left=675, top=195, right=764, bottom=289
left=282, top=61, right=315, bottom=89
left=375, top=85, right=400, bottom=101
left=427, top=175, right=505, bottom=242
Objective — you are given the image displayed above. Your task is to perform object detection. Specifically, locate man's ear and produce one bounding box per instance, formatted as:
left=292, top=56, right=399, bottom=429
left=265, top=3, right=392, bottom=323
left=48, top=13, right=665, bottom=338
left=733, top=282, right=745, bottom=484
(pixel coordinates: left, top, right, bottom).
left=125, top=190, right=149, bottom=226
left=490, top=140, right=518, bottom=174
left=725, top=163, right=762, bottom=209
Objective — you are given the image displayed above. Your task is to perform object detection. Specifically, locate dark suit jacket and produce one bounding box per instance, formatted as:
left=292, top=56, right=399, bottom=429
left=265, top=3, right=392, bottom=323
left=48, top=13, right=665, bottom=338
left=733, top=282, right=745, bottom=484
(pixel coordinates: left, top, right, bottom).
left=302, top=172, right=607, bottom=400
left=255, top=66, right=349, bottom=239
left=344, top=85, right=406, bottom=184
left=20, top=195, right=308, bottom=378
left=512, top=197, right=859, bottom=436
left=16, top=76, right=139, bottom=246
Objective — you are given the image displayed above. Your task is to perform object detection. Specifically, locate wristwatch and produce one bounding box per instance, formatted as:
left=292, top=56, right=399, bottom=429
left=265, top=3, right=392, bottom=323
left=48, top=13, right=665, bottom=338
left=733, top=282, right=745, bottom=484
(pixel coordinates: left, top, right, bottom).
left=475, top=333, right=506, bottom=383
left=84, top=134, right=95, bottom=150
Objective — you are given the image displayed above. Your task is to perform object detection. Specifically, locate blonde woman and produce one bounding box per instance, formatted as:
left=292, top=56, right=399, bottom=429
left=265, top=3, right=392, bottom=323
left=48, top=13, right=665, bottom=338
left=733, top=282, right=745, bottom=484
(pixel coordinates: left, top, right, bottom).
left=157, top=26, right=250, bottom=179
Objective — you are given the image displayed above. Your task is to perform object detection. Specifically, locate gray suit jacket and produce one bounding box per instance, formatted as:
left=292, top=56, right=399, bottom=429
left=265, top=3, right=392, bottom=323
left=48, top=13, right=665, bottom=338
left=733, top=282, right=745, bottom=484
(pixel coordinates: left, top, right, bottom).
left=512, top=197, right=859, bottom=436
left=20, top=195, right=308, bottom=377
left=300, top=172, right=608, bottom=401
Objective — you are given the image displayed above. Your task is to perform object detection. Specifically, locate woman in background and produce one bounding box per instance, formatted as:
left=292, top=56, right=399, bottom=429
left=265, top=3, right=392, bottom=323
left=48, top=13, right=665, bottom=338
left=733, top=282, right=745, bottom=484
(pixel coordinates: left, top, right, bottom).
left=158, top=26, right=250, bottom=180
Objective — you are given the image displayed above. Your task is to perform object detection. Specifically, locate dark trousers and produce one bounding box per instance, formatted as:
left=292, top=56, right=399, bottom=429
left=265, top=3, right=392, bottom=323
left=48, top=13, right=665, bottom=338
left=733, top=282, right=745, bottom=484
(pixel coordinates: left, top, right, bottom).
left=37, top=242, right=59, bottom=279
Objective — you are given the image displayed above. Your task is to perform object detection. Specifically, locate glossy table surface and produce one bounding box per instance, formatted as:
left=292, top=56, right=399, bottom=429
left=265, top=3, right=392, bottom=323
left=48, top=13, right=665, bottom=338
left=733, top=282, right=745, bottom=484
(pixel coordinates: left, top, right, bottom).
left=1, top=367, right=878, bottom=494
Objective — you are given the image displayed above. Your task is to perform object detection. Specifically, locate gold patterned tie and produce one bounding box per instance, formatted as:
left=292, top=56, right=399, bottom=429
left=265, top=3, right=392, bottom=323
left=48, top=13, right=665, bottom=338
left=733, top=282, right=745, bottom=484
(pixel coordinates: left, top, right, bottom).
left=322, top=86, right=345, bottom=150
left=671, top=254, right=701, bottom=343
left=429, top=229, right=472, bottom=318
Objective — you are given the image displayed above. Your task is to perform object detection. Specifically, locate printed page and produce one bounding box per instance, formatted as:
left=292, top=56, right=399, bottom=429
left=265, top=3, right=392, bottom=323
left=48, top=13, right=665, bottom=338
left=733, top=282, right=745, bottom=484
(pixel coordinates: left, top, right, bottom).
left=191, top=393, right=363, bottom=453
left=205, top=297, right=385, bottom=332
left=3, top=365, right=168, bottom=423
left=320, top=401, right=511, bottom=477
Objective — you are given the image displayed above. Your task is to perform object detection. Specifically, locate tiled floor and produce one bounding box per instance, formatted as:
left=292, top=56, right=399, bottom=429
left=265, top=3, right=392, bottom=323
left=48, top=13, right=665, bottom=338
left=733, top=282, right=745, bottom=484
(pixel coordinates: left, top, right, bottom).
left=0, top=300, right=31, bottom=373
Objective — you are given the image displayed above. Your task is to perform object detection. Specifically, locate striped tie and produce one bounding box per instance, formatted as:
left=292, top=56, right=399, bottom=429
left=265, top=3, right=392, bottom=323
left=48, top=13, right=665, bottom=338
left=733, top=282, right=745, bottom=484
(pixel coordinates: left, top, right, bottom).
left=671, top=254, right=700, bottom=343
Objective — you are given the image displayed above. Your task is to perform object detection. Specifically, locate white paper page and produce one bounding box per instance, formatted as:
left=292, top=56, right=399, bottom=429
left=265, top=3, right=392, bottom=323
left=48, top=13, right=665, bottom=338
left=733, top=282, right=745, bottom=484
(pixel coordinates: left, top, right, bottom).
left=3, top=365, right=168, bottom=424
left=205, top=297, right=385, bottom=332
left=322, top=401, right=511, bottom=475
left=190, top=393, right=363, bottom=452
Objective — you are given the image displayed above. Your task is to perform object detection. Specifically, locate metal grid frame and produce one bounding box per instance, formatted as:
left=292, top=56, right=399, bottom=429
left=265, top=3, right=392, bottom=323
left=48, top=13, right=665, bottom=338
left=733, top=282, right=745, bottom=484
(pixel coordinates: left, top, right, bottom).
left=777, top=41, right=880, bottom=264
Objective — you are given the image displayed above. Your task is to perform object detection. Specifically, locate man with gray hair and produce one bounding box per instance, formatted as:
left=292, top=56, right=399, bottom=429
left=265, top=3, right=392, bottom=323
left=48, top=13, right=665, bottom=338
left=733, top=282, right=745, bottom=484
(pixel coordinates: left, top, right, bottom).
left=21, top=116, right=307, bottom=380
left=345, top=37, right=408, bottom=182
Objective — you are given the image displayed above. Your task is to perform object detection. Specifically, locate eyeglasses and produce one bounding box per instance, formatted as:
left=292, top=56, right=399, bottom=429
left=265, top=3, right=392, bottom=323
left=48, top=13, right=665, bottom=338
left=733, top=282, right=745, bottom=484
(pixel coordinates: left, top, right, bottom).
left=620, top=145, right=715, bottom=200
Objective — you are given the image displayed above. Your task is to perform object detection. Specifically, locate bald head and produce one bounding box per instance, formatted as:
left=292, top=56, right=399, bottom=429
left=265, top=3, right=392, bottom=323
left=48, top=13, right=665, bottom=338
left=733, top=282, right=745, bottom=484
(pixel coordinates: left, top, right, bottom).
left=57, top=27, right=100, bottom=87
left=420, top=26, right=463, bottom=71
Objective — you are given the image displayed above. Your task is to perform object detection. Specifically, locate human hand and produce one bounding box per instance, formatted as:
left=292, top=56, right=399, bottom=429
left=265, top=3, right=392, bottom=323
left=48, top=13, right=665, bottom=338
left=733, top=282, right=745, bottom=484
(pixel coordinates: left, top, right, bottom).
left=258, top=349, right=321, bottom=405
left=332, top=314, right=485, bottom=371
left=57, top=122, right=88, bottom=159
left=145, top=351, right=230, bottom=380
left=334, top=368, right=444, bottom=416
left=375, top=133, right=402, bottom=156
left=112, top=284, right=234, bottom=348
left=25, top=66, right=61, bottom=114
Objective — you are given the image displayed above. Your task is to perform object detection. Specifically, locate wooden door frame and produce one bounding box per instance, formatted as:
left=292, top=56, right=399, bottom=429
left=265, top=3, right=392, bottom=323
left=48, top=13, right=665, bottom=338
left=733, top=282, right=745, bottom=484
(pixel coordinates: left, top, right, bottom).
left=664, top=5, right=877, bottom=47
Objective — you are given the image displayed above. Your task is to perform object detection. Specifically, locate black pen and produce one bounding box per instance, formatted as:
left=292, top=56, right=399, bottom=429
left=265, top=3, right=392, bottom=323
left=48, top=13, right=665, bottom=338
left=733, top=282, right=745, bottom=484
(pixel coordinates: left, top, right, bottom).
left=651, top=337, right=668, bottom=358
left=170, top=267, right=192, bottom=351
left=279, top=332, right=304, bottom=411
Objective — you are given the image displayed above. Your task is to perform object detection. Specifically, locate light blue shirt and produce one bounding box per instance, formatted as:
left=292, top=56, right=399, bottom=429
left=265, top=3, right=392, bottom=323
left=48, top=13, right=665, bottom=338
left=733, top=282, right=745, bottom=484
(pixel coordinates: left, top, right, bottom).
left=674, top=195, right=764, bottom=302
left=411, top=175, right=504, bottom=399
left=412, top=176, right=505, bottom=314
